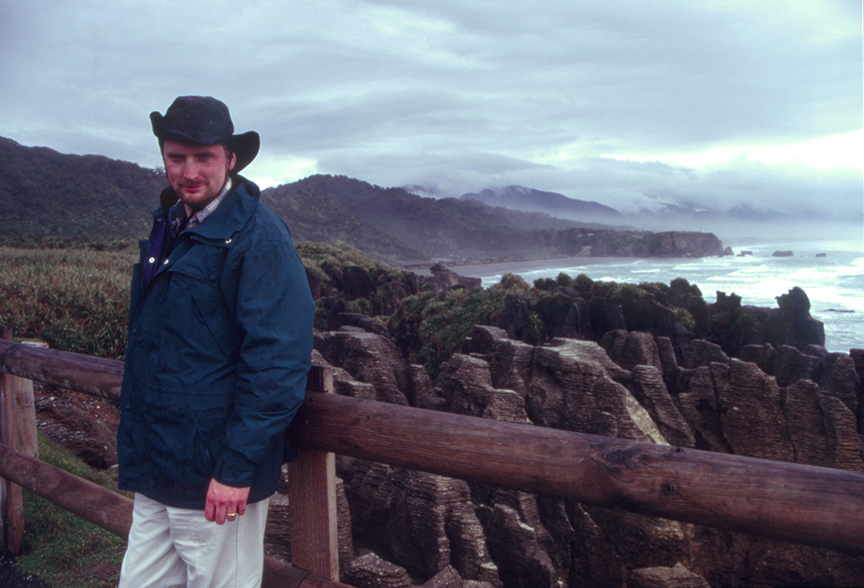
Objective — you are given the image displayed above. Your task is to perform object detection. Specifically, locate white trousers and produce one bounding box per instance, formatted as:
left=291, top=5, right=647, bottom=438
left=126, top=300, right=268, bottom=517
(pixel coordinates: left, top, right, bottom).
left=119, top=493, right=270, bottom=588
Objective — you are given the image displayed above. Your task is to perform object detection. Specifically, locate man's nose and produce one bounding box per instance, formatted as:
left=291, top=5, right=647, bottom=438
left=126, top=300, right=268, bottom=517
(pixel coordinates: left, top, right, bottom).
left=183, top=160, right=199, bottom=178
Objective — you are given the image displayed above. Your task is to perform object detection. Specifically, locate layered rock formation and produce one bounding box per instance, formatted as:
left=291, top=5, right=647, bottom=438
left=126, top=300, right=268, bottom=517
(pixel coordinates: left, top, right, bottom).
left=519, top=282, right=827, bottom=364
left=265, top=326, right=864, bottom=587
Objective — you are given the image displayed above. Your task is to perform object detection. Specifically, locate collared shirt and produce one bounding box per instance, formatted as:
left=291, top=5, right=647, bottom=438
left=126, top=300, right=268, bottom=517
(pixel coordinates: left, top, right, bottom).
left=169, top=178, right=233, bottom=236
left=143, top=178, right=234, bottom=290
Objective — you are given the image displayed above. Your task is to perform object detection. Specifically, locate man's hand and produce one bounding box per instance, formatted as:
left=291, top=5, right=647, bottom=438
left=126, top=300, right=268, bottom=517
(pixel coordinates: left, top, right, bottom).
left=205, top=479, right=251, bottom=524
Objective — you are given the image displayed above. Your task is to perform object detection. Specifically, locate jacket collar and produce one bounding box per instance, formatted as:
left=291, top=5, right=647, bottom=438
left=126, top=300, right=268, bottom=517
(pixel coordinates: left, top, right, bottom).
left=157, top=175, right=260, bottom=242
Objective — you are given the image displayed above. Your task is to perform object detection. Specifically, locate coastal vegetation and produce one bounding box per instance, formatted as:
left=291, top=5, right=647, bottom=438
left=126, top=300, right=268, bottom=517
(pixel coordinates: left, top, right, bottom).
left=0, top=246, right=135, bottom=359
left=389, top=273, right=535, bottom=379
left=2, top=242, right=752, bottom=390
left=1, top=241, right=757, bottom=370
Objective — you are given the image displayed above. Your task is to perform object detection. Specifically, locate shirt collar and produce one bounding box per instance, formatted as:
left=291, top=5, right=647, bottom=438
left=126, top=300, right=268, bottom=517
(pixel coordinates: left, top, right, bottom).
left=169, top=177, right=232, bottom=235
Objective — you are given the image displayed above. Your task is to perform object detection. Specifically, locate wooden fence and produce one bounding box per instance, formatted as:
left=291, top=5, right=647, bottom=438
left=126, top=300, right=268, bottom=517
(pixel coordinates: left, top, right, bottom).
left=0, top=332, right=350, bottom=588
left=2, top=335, right=864, bottom=587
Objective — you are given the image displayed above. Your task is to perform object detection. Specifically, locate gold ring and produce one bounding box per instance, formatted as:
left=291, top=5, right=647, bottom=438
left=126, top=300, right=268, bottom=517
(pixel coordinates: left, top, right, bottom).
left=227, top=513, right=237, bottom=519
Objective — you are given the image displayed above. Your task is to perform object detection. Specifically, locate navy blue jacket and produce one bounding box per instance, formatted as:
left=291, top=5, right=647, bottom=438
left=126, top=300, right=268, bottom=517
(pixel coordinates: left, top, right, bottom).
left=118, top=177, right=314, bottom=509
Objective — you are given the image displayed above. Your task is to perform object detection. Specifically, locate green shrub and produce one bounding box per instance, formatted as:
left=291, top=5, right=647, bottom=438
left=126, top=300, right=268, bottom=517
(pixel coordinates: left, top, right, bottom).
left=313, top=298, right=334, bottom=331
left=591, top=280, right=645, bottom=303
left=638, top=281, right=670, bottom=296
left=297, top=240, right=376, bottom=271
left=346, top=298, right=374, bottom=315
left=534, top=277, right=557, bottom=291
left=555, top=272, right=573, bottom=287
left=573, top=273, right=594, bottom=293
left=711, top=306, right=757, bottom=338
left=674, top=307, right=696, bottom=331
left=389, top=274, right=530, bottom=379
left=498, top=273, right=531, bottom=296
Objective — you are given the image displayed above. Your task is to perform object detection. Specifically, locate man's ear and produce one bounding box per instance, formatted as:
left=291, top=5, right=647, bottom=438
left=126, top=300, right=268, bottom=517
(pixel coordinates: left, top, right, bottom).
left=222, top=144, right=237, bottom=171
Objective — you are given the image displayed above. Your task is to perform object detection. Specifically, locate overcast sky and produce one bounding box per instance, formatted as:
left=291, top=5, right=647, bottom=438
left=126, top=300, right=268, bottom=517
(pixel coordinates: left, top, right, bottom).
left=1, top=0, right=861, bottom=220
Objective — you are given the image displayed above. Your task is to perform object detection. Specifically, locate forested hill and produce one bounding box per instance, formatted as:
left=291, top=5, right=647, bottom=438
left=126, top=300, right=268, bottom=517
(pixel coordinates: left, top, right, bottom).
left=0, top=138, right=420, bottom=262
left=264, top=174, right=637, bottom=262
left=276, top=174, right=592, bottom=233
left=265, top=175, right=724, bottom=263
left=260, top=186, right=428, bottom=264
left=0, top=138, right=725, bottom=263
left=0, top=137, right=163, bottom=242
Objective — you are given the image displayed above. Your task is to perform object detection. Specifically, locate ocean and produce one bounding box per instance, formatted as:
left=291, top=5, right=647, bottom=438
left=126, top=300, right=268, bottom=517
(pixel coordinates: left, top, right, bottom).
left=455, top=238, right=864, bottom=354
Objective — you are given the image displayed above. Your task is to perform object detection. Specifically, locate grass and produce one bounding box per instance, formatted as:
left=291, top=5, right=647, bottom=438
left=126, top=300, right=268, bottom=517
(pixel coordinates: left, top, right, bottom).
left=0, top=247, right=131, bottom=585
left=15, top=436, right=128, bottom=588
left=0, top=247, right=135, bottom=359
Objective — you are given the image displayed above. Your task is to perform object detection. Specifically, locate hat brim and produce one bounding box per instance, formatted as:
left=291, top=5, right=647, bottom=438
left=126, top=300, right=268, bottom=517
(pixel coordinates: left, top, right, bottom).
left=151, top=111, right=259, bottom=173
left=230, top=131, right=260, bottom=174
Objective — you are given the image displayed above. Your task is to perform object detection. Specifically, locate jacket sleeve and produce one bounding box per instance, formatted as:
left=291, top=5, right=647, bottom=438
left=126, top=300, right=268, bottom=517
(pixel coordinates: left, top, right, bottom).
left=211, top=225, right=314, bottom=487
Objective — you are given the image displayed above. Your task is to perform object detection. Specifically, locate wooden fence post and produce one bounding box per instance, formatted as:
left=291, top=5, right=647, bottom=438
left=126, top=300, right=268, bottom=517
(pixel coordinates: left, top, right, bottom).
left=288, top=366, right=339, bottom=581
left=0, top=327, right=39, bottom=555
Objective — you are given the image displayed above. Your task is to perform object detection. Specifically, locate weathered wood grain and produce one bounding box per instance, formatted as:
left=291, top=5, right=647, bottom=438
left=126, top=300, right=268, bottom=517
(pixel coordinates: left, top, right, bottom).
left=0, top=441, right=133, bottom=538
left=0, top=328, right=35, bottom=554
left=290, top=392, right=864, bottom=555
left=0, top=339, right=123, bottom=403
left=289, top=367, right=340, bottom=580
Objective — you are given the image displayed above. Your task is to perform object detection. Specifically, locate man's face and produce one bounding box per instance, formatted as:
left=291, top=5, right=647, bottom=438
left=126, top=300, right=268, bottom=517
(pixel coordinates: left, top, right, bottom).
left=162, top=139, right=236, bottom=214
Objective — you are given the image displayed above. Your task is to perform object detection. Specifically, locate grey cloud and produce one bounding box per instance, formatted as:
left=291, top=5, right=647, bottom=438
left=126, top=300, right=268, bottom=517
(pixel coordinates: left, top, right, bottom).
left=0, top=0, right=860, bottom=223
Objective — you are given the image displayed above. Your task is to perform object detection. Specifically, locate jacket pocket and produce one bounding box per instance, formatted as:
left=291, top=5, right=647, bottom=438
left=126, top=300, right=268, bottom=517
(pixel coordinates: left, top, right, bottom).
left=140, top=386, right=233, bottom=489
left=183, top=279, right=237, bottom=359
left=164, top=247, right=237, bottom=361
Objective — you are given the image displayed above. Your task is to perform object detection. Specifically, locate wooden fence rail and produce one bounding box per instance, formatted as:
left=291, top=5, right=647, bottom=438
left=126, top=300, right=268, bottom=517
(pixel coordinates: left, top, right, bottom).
left=0, top=337, right=351, bottom=588
left=291, top=392, right=864, bottom=554
left=2, top=337, right=864, bottom=583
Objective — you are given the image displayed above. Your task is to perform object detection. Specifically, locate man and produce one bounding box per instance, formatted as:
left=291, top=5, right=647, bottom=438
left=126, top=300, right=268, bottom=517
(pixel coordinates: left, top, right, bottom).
left=117, top=96, right=314, bottom=587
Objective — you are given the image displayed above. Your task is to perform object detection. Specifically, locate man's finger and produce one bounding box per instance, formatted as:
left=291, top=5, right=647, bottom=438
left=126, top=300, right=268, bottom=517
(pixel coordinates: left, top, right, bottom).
left=205, top=491, right=217, bottom=522
left=206, top=479, right=251, bottom=524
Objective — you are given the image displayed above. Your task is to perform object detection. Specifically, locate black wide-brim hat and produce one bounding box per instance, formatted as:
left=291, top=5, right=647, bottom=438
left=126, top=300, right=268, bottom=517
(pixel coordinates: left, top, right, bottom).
left=150, top=96, right=260, bottom=173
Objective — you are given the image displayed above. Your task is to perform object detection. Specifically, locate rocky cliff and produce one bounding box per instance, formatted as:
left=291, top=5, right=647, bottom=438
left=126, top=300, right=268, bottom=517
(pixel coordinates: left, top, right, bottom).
left=258, top=323, right=864, bottom=588
left=28, top=259, right=861, bottom=586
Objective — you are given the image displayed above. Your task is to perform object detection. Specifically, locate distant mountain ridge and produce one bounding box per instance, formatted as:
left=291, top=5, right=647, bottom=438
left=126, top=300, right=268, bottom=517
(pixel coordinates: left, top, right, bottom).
left=267, top=175, right=597, bottom=261
left=266, top=175, right=723, bottom=262
left=0, top=137, right=725, bottom=263
left=457, top=183, right=797, bottom=234
left=461, top=186, right=627, bottom=226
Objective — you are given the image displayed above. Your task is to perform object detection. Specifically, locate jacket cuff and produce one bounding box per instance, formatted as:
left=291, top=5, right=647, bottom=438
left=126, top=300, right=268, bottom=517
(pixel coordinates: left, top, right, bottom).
left=213, top=452, right=257, bottom=487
